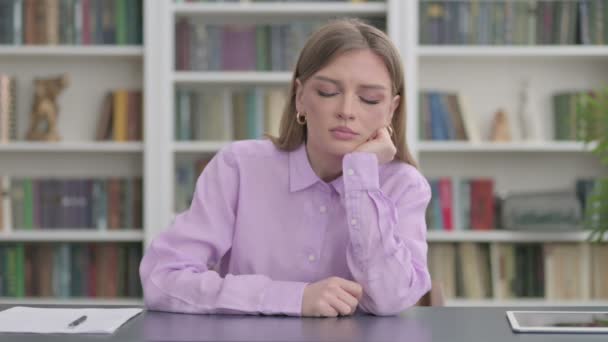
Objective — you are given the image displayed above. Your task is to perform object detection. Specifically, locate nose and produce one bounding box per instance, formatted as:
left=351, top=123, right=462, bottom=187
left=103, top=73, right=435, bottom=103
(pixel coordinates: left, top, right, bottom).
left=336, top=94, right=356, bottom=121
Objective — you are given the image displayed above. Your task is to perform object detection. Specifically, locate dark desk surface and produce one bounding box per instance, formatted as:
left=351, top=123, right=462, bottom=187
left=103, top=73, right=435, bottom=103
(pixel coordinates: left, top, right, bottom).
left=1, top=305, right=607, bottom=342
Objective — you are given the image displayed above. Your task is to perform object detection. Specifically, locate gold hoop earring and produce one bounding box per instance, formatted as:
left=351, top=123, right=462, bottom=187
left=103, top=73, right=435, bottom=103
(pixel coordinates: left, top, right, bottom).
left=296, top=112, right=307, bottom=125
left=386, top=124, right=394, bottom=137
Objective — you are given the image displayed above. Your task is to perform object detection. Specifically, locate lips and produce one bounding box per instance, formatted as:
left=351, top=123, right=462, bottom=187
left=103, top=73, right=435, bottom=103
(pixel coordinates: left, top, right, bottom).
left=330, top=126, right=359, bottom=141
left=330, top=126, right=358, bottom=135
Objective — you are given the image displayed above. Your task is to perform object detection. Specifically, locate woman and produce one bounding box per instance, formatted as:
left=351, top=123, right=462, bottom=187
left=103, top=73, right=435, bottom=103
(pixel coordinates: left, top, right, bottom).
left=140, top=18, right=431, bottom=317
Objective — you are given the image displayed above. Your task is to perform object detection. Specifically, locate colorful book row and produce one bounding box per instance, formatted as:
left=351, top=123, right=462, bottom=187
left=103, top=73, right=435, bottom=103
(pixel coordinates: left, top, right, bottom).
left=429, top=242, right=608, bottom=300
left=0, top=177, right=143, bottom=231
left=420, top=0, right=608, bottom=45
left=427, top=177, right=495, bottom=231
left=175, top=18, right=385, bottom=71
left=0, top=0, right=143, bottom=45
left=0, top=242, right=142, bottom=298
left=96, top=90, right=143, bottom=142
left=175, top=87, right=286, bottom=141
left=419, top=91, right=476, bottom=141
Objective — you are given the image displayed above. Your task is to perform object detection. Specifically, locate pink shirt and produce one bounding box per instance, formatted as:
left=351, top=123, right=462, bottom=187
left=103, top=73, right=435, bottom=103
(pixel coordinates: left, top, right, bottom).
left=140, top=139, right=431, bottom=316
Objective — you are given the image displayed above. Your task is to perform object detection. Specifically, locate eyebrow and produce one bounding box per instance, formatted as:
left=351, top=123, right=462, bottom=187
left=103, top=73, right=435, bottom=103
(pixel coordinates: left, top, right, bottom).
left=312, top=75, right=387, bottom=91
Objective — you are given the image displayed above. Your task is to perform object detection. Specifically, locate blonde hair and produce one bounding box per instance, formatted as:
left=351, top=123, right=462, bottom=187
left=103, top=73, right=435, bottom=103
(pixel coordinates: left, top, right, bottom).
left=268, top=18, right=417, bottom=167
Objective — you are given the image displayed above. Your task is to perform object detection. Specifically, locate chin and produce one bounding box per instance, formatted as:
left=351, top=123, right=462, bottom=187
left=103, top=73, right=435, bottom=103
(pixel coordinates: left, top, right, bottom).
left=324, top=140, right=360, bottom=157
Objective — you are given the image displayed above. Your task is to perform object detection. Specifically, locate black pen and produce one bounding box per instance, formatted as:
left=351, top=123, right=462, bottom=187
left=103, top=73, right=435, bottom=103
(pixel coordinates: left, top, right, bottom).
left=68, top=315, right=87, bottom=328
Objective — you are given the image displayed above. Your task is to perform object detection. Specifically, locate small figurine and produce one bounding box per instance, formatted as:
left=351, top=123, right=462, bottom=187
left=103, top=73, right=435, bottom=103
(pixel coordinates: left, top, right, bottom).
left=490, top=109, right=511, bottom=142
left=26, top=74, right=69, bottom=141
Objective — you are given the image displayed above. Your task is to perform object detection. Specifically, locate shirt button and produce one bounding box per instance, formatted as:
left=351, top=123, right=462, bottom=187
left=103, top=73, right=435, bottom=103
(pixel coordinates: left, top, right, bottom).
left=319, top=205, right=327, bottom=213
left=347, top=169, right=355, bottom=176
left=308, top=254, right=316, bottom=262
left=351, top=219, right=357, bottom=226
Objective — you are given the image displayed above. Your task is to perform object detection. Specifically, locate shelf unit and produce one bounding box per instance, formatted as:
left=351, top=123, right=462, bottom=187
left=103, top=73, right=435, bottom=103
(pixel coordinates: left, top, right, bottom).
left=0, top=0, right=154, bottom=305
left=3, top=0, right=606, bottom=307
left=413, top=1, right=608, bottom=306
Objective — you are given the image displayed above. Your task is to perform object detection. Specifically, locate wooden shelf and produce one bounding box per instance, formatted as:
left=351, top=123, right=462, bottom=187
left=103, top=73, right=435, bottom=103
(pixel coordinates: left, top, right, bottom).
left=0, top=45, right=143, bottom=57
left=426, top=230, right=601, bottom=243
left=418, top=46, right=608, bottom=58
left=0, top=230, right=144, bottom=242
left=172, top=2, right=387, bottom=17
left=173, top=141, right=229, bottom=153
left=0, top=297, right=143, bottom=306
left=417, top=141, right=595, bottom=153
left=446, top=298, right=608, bottom=307
left=0, top=142, right=144, bottom=153
left=174, top=71, right=292, bottom=85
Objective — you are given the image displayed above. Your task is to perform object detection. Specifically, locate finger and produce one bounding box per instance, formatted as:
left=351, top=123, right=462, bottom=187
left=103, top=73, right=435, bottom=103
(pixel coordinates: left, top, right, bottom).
left=336, top=279, right=364, bottom=300
left=336, top=288, right=359, bottom=312
left=327, top=295, right=353, bottom=316
left=320, top=301, right=339, bottom=317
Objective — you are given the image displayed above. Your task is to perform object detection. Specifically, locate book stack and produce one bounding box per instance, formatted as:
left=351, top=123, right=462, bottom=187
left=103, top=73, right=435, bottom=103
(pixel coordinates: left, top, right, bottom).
left=0, top=242, right=142, bottom=298
left=427, top=177, right=495, bottom=231
left=175, top=87, right=286, bottom=141
left=175, top=18, right=386, bottom=71
left=96, top=90, right=143, bottom=141
left=419, top=91, right=479, bottom=141
left=419, top=0, right=608, bottom=45
left=1, top=176, right=143, bottom=230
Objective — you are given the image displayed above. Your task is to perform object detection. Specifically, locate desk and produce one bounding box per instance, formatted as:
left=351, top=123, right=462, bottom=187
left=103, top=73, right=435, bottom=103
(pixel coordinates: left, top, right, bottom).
left=1, top=306, right=607, bottom=341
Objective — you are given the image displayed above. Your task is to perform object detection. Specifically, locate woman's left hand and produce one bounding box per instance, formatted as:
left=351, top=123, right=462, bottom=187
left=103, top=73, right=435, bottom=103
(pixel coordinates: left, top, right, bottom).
left=354, top=127, right=396, bottom=164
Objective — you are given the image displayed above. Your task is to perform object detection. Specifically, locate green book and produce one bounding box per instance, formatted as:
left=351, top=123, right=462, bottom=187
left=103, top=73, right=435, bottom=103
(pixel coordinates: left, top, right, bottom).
left=255, top=26, right=269, bottom=71
left=15, top=244, right=25, bottom=297
left=115, top=0, right=127, bottom=44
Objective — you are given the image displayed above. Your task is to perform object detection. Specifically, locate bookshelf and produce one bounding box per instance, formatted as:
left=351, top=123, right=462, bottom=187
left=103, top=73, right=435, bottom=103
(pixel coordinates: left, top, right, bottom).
left=414, top=0, right=608, bottom=305
left=2, top=0, right=606, bottom=307
left=0, top=0, right=150, bottom=304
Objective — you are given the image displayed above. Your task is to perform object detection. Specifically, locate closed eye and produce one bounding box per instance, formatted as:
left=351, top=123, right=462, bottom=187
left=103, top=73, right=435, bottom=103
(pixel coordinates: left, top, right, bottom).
left=360, top=97, right=380, bottom=105
left=317, top=90, right=338, bottom=97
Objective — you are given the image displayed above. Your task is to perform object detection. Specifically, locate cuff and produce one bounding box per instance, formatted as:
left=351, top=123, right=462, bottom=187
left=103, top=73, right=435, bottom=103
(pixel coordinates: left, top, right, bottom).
left=259, top=280, right=308, bottom=316
left=343, top=152, right=380, bottom=191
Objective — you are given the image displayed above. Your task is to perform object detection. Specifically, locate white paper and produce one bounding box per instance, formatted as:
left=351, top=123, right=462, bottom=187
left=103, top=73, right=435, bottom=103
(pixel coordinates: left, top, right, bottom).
left=0, top=306, right=143, bottom=334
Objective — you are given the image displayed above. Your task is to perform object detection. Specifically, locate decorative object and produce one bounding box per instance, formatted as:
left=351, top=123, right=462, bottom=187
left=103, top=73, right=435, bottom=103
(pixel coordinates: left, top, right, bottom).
left=26, top=74, right=69, bottom=141
left=516, top=80, right=531, bottom=140
left=490, top=108, right=511, bottom=141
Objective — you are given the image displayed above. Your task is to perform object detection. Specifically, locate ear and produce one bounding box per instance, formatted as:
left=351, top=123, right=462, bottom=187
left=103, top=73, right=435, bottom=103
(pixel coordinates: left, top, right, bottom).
left=388, top=94, right=400, bottom=125
left=294, top=78, right=304, bottom=113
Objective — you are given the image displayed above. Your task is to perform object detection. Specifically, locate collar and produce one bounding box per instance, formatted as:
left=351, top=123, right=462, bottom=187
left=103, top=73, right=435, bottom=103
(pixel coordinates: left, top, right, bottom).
left=288, top=143, right=346, bottom=196
left=288, top=143, right=321, bottom=193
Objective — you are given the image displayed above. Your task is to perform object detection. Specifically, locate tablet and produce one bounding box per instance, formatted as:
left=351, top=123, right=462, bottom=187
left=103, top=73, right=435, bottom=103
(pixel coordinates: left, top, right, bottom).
left=506, top=311, right=608, bottom=333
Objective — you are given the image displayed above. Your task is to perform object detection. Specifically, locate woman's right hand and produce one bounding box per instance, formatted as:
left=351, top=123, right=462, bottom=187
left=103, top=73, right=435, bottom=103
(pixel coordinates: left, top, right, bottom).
left=301, top=277, right=363, bottom=317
